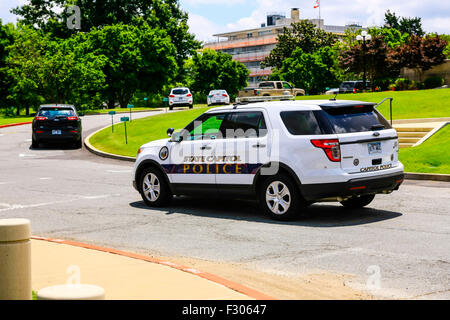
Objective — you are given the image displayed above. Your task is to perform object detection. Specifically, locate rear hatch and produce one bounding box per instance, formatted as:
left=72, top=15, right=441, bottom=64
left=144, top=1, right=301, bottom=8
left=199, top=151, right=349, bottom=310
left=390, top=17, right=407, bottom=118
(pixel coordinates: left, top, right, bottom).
left=171, top=89, right=190, bottom=102
left=319, top=102, right=399, bottom=174
left=35, top=108, right=78, bottom=132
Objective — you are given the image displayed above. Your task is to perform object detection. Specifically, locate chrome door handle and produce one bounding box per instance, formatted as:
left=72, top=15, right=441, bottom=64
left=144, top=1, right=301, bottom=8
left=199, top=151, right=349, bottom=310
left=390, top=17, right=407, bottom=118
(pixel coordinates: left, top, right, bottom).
left=252, top=144, right=266, bottom=148
left=201, top=145, right=212, bottom=150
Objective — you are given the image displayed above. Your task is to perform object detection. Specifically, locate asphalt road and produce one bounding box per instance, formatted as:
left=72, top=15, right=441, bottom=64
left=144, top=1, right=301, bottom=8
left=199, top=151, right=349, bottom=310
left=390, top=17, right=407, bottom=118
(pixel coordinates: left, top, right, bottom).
left=0, top=113, right=449, bottom=299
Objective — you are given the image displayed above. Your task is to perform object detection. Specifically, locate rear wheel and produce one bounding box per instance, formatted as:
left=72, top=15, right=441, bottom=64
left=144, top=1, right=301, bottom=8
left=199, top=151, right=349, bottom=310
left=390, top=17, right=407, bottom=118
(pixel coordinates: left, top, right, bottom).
left=31, top=137, right=39, bottom=148
left=139, top=167, right=172, bottom=207
left=189, top=104, right=193, bottom=109
left=340, top=194, right=375, bottom=209
left=74, top=138, right=82, bottom=149
left=259, top=174, right=300, bottom=220
left=169, top=106, right=173, bottom=111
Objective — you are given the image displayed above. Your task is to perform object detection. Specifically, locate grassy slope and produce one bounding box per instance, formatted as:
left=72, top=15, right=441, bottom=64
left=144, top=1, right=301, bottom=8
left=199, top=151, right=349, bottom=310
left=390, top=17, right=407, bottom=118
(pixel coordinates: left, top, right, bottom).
left=399, top=125, right=450, bottom=174
left=296, top=88, right=450, bottom=120
left=89, top=107, right=210, bottom=157
left=0, top=115, right=33, bottom=126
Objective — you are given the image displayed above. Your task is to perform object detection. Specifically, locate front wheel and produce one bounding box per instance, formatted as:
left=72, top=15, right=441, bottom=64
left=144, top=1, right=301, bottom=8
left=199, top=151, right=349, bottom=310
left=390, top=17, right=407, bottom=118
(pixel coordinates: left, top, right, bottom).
left=340, top=194, right=375, bottom=209
left=139, top=167, right=172, bottom=207
left=259, top=174, right=301, bottom=220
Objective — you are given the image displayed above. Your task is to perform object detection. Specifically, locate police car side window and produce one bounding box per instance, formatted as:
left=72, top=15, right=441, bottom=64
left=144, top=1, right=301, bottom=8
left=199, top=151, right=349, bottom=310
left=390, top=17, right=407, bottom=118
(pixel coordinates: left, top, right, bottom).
left=185, top=113, right=226, bottom=140
left=224, top=112, right=267, bottom=138
left=280, top=111, right=323, bottom=135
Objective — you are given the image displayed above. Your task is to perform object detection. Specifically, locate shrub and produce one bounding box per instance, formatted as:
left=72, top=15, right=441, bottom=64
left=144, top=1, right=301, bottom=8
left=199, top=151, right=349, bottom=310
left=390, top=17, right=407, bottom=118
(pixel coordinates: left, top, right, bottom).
left=394, top=78, right=411, bottom=91
left=423, top=76, right=444, bottom=89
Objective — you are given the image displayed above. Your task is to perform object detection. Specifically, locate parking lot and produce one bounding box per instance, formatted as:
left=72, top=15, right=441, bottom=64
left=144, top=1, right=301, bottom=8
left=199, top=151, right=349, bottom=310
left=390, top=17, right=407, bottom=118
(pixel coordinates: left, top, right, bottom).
left=0, top=114, right=449, bottom=299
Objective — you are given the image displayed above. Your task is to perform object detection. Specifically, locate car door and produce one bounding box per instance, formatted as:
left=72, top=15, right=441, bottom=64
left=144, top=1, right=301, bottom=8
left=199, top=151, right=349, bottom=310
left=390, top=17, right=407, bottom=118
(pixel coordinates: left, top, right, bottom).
left=167, top=112, right=226, bottom=186
left=215, top=110, right=270, bottom=190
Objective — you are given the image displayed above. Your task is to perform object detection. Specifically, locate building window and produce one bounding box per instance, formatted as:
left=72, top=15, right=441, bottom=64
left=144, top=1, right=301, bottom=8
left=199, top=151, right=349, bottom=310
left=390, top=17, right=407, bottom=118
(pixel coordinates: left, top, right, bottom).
left=246, top=33, right=253, bottom=38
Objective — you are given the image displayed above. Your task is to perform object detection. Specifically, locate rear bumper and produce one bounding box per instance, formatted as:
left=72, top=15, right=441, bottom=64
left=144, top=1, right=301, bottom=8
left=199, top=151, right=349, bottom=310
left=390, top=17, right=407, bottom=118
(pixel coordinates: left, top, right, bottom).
left=301, top=172, right=404, bottom=201
left=34, top=131, right=80, bottom=141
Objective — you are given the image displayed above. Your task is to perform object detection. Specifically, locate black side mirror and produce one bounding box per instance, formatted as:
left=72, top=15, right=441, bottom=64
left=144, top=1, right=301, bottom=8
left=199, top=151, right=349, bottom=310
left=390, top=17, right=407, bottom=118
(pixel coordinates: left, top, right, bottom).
left=167, top=128, right=175, bottom=137
left=78, top=112, right=85, bottom=117
left=30, top=113, right=37, bottom=117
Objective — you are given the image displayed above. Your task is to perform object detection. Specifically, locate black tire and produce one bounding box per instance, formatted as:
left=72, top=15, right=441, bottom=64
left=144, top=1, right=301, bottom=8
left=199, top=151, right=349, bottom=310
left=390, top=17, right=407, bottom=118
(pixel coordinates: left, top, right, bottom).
left=139, top=167, right=172, bottom=207
left=189, top=104, right=193, bottom=109
left=340, top=194, right=375, bottom=209
left=169, top=106, right=173, bottom=111
left=74, top=138, right=82, bottom=149
left=31, top=137, right=39, bottom=148
left=259, top=174, right=301, bottom=221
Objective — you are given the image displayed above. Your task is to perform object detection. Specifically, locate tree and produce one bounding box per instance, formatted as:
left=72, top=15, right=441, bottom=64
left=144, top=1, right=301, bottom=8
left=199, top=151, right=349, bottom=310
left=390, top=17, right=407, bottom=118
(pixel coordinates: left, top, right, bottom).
left=398, top=34, right=448, bottom=81
left=367, top=26, right=409, bottom=48
left=262, top=20, right=336, bottom=69
left=0, top=20, right=15, bottom=110
left=87, top=22, right=178, bottom=108
left=190, top=49, right=249, bottom=98
left=271, top=46, right=341, bottom=95
left=5, top=24, right=107, bottom=114
left=384, top=10, right=424, bottom=37
left=12, top=0, right=200, bottom=80
left=339, top=35, right=402, bottom=89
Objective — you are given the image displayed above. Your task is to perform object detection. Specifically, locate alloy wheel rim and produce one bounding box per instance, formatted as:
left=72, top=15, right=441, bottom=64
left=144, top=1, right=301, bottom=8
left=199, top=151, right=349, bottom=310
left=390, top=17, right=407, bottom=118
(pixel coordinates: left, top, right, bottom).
left=143, top=173, right=160, bottom=202
left=266, top=181, right=291, bottom=215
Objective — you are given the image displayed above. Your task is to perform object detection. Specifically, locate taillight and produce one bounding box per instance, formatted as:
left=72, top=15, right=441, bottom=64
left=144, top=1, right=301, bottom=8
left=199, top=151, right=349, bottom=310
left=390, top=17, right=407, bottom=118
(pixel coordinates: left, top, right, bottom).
left=35, top=116, right=47, bottom=121
left=186, top=93, right=192, bottom=97
left=222, top=94, right=228, bottom=97
left=67, top=116, right=78, bottom=121
left=311, top=139, right=341, bottom=162
left=169, top=94, right=175, bottom=98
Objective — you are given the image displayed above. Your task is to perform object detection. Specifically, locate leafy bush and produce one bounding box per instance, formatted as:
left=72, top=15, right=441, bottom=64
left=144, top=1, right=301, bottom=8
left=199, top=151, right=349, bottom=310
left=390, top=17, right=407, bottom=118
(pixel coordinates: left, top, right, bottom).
left=423, top=76, right=444, bottom=89
left=394, top=78, right=412, bottom=90
left=0, top=106, right=16, bottom=117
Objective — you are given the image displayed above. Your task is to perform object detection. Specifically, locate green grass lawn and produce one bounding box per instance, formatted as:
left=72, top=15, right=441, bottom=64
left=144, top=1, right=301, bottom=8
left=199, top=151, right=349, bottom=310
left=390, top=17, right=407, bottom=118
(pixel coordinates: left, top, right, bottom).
left=89, top=107, right=211, bottom=157
left=297, top=88, right=450, bottom=120
left=84, top=107, right=162, bottom=115
left=399, top=125, right=450, bottom=174
left=0, top=115, right=33, bottom=126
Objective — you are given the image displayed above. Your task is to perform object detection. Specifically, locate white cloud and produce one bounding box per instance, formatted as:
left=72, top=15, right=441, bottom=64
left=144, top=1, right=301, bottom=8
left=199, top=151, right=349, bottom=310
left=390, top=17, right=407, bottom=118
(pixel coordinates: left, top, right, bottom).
left=187, top=13, right=225, bottom=42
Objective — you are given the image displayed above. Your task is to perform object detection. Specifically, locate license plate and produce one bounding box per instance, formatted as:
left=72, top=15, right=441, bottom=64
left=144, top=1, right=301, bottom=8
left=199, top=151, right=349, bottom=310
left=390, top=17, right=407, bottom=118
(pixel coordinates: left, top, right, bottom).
left=52, top=130, right=61, bottom=135
left=178, top=97, right=184, bottom=101
left=368, top=142, right=381, bottom=154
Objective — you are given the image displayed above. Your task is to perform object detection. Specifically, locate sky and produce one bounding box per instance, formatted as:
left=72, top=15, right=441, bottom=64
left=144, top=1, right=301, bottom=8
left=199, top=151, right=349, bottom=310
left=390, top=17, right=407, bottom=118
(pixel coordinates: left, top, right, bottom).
left=1, top=0, right=449, bottom=42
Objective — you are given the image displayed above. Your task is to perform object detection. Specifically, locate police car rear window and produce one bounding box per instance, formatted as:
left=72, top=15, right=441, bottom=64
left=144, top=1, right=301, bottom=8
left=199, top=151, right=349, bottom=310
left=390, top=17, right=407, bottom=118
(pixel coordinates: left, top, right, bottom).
left=323, top=106, right=391, bottom=133
left=280, top=111, right=323, bottom=135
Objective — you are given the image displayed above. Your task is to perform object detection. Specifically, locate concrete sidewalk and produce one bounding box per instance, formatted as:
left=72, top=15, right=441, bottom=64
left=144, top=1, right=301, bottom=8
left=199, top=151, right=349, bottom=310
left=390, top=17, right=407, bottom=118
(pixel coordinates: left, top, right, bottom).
left=31, top=239, right=257, bottom=300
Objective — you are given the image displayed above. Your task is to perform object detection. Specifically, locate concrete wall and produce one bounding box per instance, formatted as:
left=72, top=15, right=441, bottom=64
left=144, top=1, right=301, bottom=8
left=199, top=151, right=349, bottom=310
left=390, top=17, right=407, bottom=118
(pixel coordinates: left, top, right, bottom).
left=400, top=59, right=450, bottom=85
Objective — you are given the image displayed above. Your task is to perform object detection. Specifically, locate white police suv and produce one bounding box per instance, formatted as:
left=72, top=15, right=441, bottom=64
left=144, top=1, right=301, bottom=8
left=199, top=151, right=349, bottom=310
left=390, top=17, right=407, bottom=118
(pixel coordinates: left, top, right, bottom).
left=132, top=100, right=404, bottom=220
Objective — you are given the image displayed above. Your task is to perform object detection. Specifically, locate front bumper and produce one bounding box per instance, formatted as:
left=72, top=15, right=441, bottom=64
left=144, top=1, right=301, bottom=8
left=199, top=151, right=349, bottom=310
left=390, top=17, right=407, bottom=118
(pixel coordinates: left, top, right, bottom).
left=300, top=172, right=404, bottom=201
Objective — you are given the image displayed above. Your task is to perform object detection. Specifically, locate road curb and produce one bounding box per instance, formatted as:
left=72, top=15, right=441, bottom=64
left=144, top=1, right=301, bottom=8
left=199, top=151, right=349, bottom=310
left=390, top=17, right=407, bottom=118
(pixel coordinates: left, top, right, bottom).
left=84, top=127, right=135, bottom=162
left=404, top=172, right=450, bottom=182
left=0, top=121, right=32, bottom=129
left=31, top=236, right=275, bottom=300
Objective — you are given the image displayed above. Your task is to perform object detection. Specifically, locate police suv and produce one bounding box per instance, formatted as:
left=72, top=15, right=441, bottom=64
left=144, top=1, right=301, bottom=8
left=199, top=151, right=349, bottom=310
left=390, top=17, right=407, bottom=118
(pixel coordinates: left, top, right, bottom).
left=132, top=100, right=404, bottom=220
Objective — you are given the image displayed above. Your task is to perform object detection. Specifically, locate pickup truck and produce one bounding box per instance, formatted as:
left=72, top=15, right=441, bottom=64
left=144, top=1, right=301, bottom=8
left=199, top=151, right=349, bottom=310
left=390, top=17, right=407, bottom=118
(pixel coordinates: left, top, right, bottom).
left=238, top=81, right=305, bottom=98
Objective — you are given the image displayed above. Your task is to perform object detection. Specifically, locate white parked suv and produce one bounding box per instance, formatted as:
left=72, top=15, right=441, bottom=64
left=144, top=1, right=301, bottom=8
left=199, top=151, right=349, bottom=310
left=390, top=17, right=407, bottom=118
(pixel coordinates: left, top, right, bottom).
left=133, top=100, right=404, bottom=220
left=207, top=90, right=230, bottom=106
left=168, top=87, right=193, bottom=110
